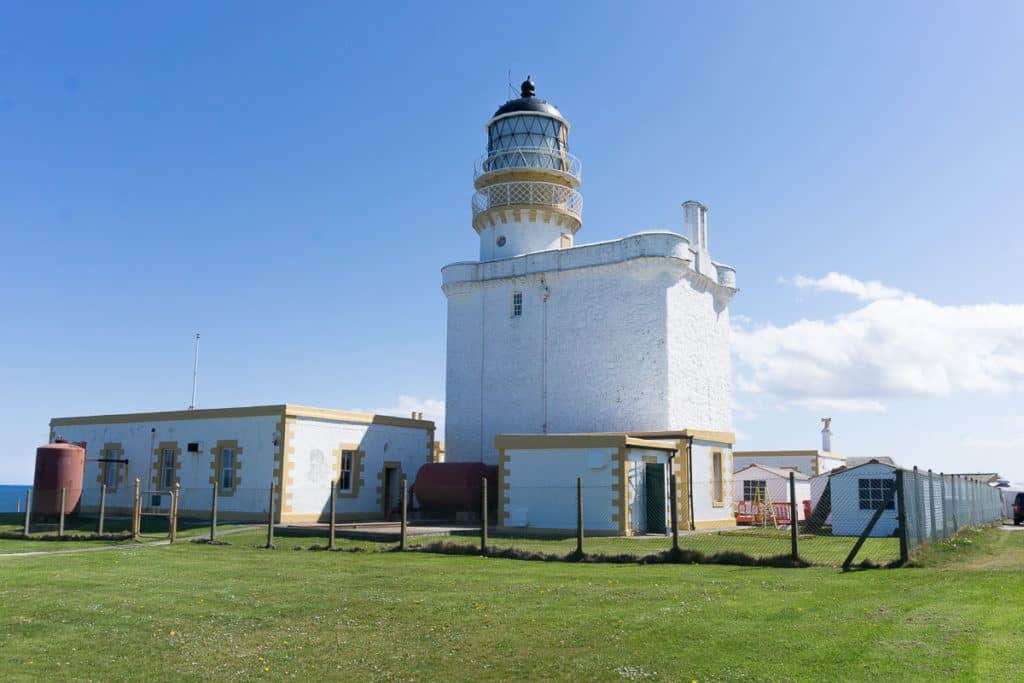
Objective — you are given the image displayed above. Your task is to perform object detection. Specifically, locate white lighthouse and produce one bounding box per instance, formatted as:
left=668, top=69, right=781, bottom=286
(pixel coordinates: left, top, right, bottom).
left=443, top=78, right=738, bottom=465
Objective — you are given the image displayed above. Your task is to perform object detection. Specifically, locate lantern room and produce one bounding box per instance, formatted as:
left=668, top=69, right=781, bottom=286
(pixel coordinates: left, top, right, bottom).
left=472, top=77, right=583, bottom=261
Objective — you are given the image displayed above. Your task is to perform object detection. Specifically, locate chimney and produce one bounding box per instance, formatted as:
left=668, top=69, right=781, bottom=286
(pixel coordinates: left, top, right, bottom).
left=683, top=200, right=711, bottom=276
left=821, top=417, right=833, bottom=452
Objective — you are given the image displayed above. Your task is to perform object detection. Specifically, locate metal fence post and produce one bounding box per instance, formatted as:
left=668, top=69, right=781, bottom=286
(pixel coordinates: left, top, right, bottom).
left=22, top=489, right=31, bottom=537
left=951, top=475, right=959, bottom=531
left=265, top=483, right=276, bottom=549
left=132, top=478, right=140, bottom=540
left=913, top=466, right=925, bottom=547
left=169, top=483, right=179, bottom=542
left=895, top=469, right=909, bottom=565
left=98, top=484, right=107, bottom=534
left=928, top=469, right=938, bottom=543
left=328, top=479, right=336, bottom=550
left=938, top=473, right=947, bottom=539
left=669, top=474, right=679, bottom=554
left=58, top=487, right=66, bottom=537
left=400, top=475, right=408, bottom=551
left=789, top=471, right=799, bottom=562
left=210, top=481, right=219, bottom=542
left=576, top=477, right=584, bottom=556
left=481, top=477, right=489, bottom=555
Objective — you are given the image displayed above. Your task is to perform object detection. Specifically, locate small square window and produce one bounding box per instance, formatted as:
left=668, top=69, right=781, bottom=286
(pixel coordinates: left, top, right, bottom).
left=512, top=291, right=523, bottom=317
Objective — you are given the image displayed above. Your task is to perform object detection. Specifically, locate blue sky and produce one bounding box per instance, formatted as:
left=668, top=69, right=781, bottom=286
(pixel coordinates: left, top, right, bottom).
left=1, top=2, right=1022, bottom=483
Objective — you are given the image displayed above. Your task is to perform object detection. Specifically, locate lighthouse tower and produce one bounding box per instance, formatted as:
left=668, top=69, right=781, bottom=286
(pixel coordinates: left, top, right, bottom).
left=472, top=77, right=582, bottom=261
left=443, top=79, right=738, bottom=465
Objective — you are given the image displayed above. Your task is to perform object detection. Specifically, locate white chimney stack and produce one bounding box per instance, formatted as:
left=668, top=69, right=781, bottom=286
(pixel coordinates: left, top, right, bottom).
left=683, top=200, right=711, bottom=276
left=821, top=417, right=833, bottom=452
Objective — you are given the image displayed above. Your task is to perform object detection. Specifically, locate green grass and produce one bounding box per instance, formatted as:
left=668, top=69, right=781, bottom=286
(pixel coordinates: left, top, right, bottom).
left=910, top=524, right=1024, bottom=570
left=399, top=527, right=900, bottom=567
left=0, top=513, right=251, bottom=554
left=0, top=526, right=1021, bottom=680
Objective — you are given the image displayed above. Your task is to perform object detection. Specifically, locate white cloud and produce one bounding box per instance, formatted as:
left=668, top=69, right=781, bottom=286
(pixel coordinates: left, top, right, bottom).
left=962, top=435, right=1024, bottom=450
left=790, top=272, right=908, bottom=301
left=734, top=274, right=1024, bottom=408
left=790, top=398, right=887, bottom=413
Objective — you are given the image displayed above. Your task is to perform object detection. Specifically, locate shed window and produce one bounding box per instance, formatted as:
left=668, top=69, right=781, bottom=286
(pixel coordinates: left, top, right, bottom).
left=220, top=447, right=235, bottom=491
left=858, top=478, right=895, bottom=510
left=338, top=451, right=355, bottom=492
left=712, top=451, right=724, bottom=504
left=512, top=291, right=523, bottom=317
left=743, top=479, right=767, bottom=502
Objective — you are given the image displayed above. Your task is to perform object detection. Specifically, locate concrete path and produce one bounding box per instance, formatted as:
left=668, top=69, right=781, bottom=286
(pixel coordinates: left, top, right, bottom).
left=0, top=525, right=260, bottom=559
left=1001, top=524, right=1024, bottom=531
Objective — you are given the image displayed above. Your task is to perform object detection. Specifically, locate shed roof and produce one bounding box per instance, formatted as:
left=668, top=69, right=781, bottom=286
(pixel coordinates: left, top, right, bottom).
left=735, top=463, right=810, bottom=481
left=824, top=459, right=904, bottom=477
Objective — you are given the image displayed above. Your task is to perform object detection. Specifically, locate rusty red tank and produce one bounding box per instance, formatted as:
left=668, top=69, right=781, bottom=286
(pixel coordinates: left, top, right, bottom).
left=32, top=440, right=86, bottom=515
left=412, top=462, right=497, bottom=513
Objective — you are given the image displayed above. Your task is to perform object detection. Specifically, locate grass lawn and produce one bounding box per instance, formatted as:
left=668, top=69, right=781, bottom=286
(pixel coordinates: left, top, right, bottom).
left=0, top=527, right=1020, bottom=680
left=415, top=528, right=900, bottom=567
left=0, top=513, right=250, bottom=554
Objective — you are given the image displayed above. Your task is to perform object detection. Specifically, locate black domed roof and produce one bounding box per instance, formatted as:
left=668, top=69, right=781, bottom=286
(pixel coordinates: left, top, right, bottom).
left=492, top=77, right=565, bottom=120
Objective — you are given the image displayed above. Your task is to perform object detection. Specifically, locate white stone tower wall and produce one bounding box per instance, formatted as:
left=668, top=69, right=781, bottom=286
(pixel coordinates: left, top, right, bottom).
left=477, top=221, right=569, bottom=262
left=666, top=276, right=734, bottom=433
left=444, top=239, right=734, bottom=464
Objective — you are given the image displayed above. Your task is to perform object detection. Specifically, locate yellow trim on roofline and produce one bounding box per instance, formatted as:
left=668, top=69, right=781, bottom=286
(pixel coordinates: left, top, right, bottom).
left=50, top=403, right=433, bottom=431
left=494, top=433, right=679, bottom=451
left=629, top=429, right=736, bottom=445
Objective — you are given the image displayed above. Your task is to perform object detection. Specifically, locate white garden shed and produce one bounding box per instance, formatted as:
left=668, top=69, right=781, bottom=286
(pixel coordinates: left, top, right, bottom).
left=828, top=461, right=901, bottom=537
left=733, top=464, right=811, bottom=523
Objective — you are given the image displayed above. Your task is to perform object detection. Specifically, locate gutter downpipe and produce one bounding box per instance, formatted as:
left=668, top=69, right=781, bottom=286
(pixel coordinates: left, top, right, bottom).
left=687, top=436, right=695, bottom=531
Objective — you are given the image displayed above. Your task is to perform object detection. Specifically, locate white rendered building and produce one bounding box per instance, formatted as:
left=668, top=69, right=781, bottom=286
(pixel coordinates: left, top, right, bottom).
left=50, top=404, right=436, bottom=523
left=443, top=78, right=738, bottom=467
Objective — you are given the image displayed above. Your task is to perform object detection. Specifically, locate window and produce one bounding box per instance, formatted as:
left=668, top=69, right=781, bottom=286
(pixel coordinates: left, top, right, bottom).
left=560, top=233, right=572, bottom=249
left=858, top=478, right=895, bottom=510
left=512, top=291, right=523, bottom=317
left=161, top=448, right=176, bottom=489
left=743, top=479, right=767, bottom=502
left=338, top=450, right=355, bottom=492
left=220, top=447, right=235, bottom=491
left=712, top=451, right=724, bottom=505
left=103, top=447, right=121, bottom=491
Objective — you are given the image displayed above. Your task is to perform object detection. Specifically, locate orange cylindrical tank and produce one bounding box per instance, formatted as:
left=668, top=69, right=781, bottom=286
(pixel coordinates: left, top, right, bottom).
left=32, top=441, right=86, bottom=515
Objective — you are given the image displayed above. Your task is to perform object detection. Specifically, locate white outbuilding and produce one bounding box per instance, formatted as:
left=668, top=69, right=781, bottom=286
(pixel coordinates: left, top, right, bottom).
left=827, top=461, right=901, bottom=537
left=49, top=404, right=436, bottom=523
left=496, top=431, right=736, bottom=535
left=733, top=464, right=811, bottom=524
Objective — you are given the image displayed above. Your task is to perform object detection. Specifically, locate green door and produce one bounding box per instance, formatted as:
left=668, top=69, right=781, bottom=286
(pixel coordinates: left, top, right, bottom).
left=644, top=463, right=666, bottom=534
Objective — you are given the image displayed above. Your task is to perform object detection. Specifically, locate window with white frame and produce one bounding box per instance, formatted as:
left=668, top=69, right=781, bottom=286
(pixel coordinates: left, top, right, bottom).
left=743, top=479, right=767, bottom=502
left=858, top=478, right=895, bottom=510
left=220, top=447, right=235, bottom=491
left=338, top=450, right=355, bottom=492
left=161, top=448, right=176, bottom=489
left=512, top=291, right=523, bottom=317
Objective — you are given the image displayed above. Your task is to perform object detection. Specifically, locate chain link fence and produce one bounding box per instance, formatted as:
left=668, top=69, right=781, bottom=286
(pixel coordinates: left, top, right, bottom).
left=1, top=469, right=1006, bottom=568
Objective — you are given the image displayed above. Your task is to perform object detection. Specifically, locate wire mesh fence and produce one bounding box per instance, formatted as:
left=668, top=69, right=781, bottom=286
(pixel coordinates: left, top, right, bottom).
left=0, top=468, right=1006, bottom=568
left=405, top=468, right=1005, bottom=568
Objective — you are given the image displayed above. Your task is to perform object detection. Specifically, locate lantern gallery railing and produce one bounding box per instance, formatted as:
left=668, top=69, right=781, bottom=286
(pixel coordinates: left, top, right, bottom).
left=471, top=181, right=583, bottom=222
left=474, top=148, right=582, bottom=182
